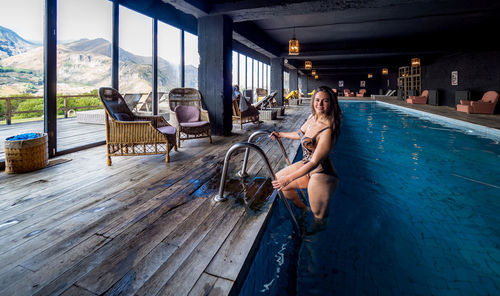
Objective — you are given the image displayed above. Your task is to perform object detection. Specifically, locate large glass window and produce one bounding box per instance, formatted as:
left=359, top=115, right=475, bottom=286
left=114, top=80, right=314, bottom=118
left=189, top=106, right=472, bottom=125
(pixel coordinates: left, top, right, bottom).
left=259, top=61, right=264, bottom=89
left=158, top=21, right=181, bottom=112
left=0, top=0, right=45, bottom=159
left=56, top=0, right=111, bottom=150
left=119, top=5, right=152, bottom=116
left=184, top=31, right=199, bottom=89
left=246, top=57, right=252, bottom=92
left=253, top=59, right=258, bottom=92
left=284, top=71, right=290, bottom=94
left=239, top=54, right=246, bottom=90
left=232, top=51, right=238, bottom=87
left=267, top=64, right=271, bottom=92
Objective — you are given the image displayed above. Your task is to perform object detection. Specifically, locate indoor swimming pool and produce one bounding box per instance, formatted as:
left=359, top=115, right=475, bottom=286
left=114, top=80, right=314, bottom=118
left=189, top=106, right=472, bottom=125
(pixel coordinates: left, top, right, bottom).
left=240, top=101, right=500, bottom=295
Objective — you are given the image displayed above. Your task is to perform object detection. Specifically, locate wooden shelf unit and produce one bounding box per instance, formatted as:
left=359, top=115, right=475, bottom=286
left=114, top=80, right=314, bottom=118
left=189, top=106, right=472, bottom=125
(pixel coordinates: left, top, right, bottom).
left=398, top=65, right=421, bottom=100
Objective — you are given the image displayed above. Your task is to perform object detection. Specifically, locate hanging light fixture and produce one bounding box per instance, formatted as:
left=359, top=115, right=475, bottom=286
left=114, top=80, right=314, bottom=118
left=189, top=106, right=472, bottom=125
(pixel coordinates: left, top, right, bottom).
left=382, top=68, right=389, bottom=75
left=314, top=75, right=319, bottom=79
left=288, top=27, right=299, bottom=56
left=368, top=73, right=373, bottom=78
left=311, top=69, right=317, bottom=76
left=411, top=58, right=421, bottom=67
left=305, top=60, right=312, bottom=69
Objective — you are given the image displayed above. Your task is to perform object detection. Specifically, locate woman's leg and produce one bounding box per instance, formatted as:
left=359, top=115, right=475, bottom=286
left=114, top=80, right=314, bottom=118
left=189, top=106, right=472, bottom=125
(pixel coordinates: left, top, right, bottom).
left=307, top=174, right=338, bottom=219
left=276, top=162, right=309, bottom=209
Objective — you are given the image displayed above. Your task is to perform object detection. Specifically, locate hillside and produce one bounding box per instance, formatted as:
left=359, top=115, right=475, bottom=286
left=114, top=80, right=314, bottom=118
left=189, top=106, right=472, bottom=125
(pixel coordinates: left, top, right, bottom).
left=0, top=27, right=197, bottom=96
left=0, top=25, right=35, bottom=59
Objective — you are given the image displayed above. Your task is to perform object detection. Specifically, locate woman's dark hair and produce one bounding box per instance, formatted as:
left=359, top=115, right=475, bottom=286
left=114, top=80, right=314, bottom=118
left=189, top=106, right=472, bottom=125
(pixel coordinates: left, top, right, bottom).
left=310, top=86, right=342, bottom=142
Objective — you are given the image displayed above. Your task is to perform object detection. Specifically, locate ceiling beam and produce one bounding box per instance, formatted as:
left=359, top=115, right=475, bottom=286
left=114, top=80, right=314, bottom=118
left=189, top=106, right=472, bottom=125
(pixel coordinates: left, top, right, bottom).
left=120, top=0, right=198, bottom=34
left=160, top=0, right=210, bottom=18
left=210, top=0, right=440, bottom=22
left=232, top=22, right=281, bottom=58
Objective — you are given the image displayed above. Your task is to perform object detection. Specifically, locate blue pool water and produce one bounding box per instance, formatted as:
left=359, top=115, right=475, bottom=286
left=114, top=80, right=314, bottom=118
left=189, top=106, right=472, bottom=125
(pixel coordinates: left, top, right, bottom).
left=241, top=101, right=500, bottom=295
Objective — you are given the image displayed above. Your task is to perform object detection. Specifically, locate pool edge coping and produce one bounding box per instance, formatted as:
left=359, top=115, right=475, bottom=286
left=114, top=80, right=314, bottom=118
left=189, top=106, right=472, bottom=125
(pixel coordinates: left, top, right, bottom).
left=346, top=100, right=500, bottom=141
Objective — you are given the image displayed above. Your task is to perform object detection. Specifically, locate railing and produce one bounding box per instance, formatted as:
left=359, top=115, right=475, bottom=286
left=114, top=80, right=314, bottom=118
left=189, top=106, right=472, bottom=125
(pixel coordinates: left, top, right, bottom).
left=0, top=94, right=101, bottom=125
left=238, top=129, right=308, bottom=203
left=214, top=142, right=300, bottom=231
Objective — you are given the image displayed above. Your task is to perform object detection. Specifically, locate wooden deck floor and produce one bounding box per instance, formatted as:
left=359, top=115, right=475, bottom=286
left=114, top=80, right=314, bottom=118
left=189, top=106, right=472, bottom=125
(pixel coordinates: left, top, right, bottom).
left=0, top=105, right=307, bottom=296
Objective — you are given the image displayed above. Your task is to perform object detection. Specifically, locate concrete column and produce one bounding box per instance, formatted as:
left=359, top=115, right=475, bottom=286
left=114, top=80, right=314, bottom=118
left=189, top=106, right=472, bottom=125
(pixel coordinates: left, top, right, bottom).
left=271, top=58, right=284, bottom=106
left=198, top=15, right=233, bottom=136
left=290, top=69, right=298, bottom=92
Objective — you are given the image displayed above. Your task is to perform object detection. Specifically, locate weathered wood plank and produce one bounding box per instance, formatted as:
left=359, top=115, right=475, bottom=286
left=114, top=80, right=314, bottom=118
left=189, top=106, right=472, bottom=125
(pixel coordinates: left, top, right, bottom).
left=155, top=203, right=245, bottom=296
left=60, top=285, right=97, bottom=296
left=135, top=201, right=241, bottom=296
left=75, top=198, right=208, bottom=295
left=188, top=273, right=233, bottom=296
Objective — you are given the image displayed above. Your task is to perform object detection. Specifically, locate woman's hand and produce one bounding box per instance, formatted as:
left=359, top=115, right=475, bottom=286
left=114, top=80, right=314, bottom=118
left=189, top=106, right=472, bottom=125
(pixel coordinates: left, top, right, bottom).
left=269, top=131, right=280, bottom=140
left=272, top=175, right=291, bottom=191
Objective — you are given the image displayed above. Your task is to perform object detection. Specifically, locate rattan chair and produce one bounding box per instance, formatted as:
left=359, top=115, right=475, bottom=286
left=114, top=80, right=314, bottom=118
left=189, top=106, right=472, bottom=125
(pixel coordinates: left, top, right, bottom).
left=232, top=98, right=260, bottom=129
left=99, top=87, right=177, bottom=165
left=168, top=88, right=212, bottom=147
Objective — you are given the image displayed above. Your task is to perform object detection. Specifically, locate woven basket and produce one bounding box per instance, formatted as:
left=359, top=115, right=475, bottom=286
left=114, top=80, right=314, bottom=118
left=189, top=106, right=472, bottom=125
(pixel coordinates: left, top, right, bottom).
left=4, top=133, right=48, bottom=174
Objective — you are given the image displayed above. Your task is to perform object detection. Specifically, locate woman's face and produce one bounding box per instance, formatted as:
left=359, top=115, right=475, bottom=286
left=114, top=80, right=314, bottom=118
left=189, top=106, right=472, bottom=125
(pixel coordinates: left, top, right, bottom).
left=314, top=91, right=331, bottom=115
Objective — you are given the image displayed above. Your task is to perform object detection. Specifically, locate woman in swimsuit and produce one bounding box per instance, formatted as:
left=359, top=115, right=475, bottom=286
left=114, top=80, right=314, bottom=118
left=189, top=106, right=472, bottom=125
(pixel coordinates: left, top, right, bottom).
left=270, top=86, right=342, bottom=221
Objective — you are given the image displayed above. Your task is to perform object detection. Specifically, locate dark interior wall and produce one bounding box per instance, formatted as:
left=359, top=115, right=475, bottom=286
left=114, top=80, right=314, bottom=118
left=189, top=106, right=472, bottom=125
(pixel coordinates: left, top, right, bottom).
left=422, top=51, right=500, bottom=110
left=304, top=73, right=397, bottom=95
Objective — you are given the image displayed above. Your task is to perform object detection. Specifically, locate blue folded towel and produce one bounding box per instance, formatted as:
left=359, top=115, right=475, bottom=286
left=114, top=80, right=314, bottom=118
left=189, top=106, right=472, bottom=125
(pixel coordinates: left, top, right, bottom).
left=6, top=133, right=41, bottom=141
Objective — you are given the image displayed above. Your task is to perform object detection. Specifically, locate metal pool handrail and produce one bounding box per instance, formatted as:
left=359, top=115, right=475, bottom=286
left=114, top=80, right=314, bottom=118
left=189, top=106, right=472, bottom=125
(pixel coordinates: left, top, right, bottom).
left=214, top=142, right=299, bottom=231
left=237, top=129, right=290, bottom=178
left=237, top=130, right=308, bottom=204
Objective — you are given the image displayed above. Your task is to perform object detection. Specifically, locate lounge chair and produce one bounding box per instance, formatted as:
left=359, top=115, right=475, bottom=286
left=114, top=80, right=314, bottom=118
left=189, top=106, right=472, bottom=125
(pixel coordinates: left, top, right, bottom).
left=406, top=90, right=428, bottom=104
left=356, top=89, right=367, bottom=97
left=99, top=87, right=177, bottom=165
left=343, top=89, right=355, bottom=97
left=255, top=88, right=268, bottom=102
left=284, top=90, right=298, bottom=106
left=253, top=91, right=277, bottom=110
left=456, top=91, right=499, bottom=114
left=123, top=93, right=143, bottom=112
left=168, top=88, right=212, bottom=147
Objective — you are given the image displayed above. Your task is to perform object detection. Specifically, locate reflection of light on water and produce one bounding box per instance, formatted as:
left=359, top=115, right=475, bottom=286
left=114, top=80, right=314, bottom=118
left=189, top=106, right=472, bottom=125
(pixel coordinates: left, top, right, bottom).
left=260, top=240, right=290, bottom=292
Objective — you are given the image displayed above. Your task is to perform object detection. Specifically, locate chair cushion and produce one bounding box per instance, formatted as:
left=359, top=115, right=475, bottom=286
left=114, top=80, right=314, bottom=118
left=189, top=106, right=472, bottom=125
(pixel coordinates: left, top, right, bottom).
left=180, top=121, right=209, bottom=127
left=99, top=88, right=135, bottom=120
left=157, top=125, right=176, bottom=135
left=174, top=105, right=200, bottom=123
left=115, top=113, right=134, bottom=121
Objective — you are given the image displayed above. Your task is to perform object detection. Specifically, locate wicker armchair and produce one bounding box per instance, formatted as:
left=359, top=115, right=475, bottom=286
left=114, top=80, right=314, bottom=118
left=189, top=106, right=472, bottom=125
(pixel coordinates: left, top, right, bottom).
left=168, top=88, right=212, bottom=147
left=99, top=87, right=177, bottom=165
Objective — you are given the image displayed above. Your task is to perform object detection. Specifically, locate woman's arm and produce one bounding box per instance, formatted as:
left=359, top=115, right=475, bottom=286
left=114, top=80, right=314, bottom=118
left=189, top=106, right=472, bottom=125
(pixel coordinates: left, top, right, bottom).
left=272, top=128, right=332, bottom=190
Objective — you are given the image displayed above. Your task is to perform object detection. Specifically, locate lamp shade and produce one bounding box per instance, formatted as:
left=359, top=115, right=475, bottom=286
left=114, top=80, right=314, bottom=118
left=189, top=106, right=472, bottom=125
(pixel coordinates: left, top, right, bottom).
left=289, top=38, right=299, bottom=55
left=382, top=68, right=389, bottom=75
left=305, top=60, right=312, bottom=69
left=368, top=73, right=373, bottom=78
left=411, top=58, right=420, bottom=67
left=311, top=69, right=317, bottom=75
left=314, top=75, right=319, bottom=79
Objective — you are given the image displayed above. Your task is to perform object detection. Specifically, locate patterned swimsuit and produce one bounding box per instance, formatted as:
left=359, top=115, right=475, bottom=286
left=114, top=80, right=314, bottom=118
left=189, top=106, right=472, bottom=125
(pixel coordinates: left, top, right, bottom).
left=298, top=125, right=338, bottom=177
